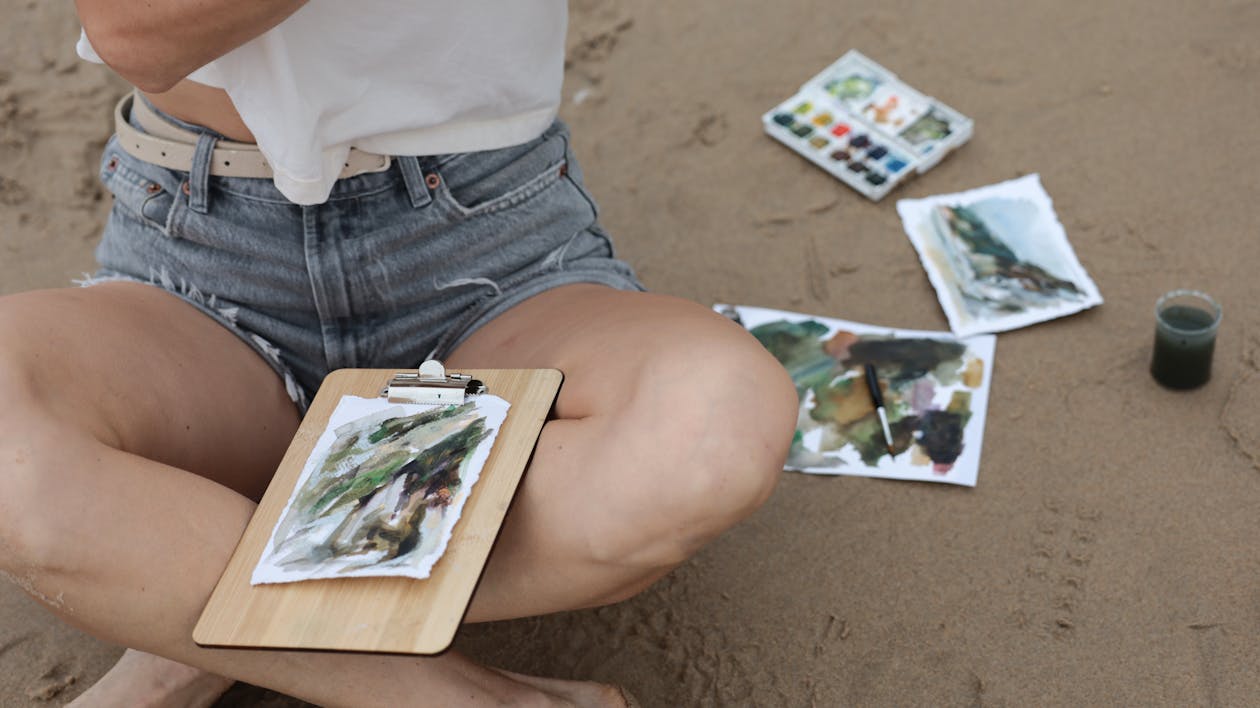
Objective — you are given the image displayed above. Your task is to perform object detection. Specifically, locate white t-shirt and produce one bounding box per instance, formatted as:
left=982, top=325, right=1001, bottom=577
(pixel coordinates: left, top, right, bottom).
left=79, top=1, right=567, bottom=204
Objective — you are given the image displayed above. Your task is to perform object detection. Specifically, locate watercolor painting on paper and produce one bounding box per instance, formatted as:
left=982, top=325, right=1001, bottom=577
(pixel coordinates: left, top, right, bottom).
left=717, top=305, right=995, bottom=487
left=896, top=174, right=1102, bottom=337
left=252, top=394, right=509, bottom=585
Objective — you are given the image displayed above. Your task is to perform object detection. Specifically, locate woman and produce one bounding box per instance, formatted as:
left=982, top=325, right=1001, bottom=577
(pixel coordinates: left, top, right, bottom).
left=0, top=2, right=797, bottom=705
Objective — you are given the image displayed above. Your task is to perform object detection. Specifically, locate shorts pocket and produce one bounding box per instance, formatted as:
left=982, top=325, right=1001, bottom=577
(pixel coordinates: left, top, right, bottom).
left=99, top=136, right=185, bottom=236
left=435, top=124, right=571, bottom=217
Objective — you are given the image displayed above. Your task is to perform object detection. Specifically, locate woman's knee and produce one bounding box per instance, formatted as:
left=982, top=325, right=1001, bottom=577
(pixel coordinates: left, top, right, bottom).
left=681, top=330, right=794, bottom=515
left=611, top=312, right=797, bottom=562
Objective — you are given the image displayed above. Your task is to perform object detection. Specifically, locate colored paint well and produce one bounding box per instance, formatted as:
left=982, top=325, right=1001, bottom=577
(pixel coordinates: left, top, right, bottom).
left=847, top=162, right=868, bottom=173
left=773, top=113, right=795, bottom=127
left=809, top=136, right=829, bottom=149
left=793, top=101, right=813, bottom=115
left=850, top=134, right=871, bottom=149
left=867, top=146, right=888, bottom=160
left=792, top=124, right=814, bottom=138
left=830, top=149, right=850, bottom=161
left=865, top=173, right=887, bottom=186
left=812, top=112, right=834, bottom=127
left=831, top=124, right=851, bottom=138
left=886, top=158, right=907, bottom=173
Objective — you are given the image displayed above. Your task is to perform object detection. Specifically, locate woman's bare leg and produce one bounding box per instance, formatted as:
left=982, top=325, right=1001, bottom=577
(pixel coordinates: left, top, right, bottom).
left=0, top=279, right=791, bottom=700
left=0, top=283, right=627, bottom=707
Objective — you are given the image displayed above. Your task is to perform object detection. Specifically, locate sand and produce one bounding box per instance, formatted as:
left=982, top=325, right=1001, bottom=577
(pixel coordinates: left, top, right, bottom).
left=4, top=0, right=1260, bottom=705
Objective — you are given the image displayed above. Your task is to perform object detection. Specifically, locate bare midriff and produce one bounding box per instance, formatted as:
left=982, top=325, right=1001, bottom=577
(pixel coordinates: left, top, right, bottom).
left=142, top=79, right=256, bottom=143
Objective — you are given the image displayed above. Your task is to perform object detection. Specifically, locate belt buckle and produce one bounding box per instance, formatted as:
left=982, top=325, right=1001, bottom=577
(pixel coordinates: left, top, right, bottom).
left=344, top=152, right=392, bottom=179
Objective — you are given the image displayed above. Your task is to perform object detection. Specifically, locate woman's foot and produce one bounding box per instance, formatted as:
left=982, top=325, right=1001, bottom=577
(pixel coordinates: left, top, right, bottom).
left=67, top=649, right=234, bottom=708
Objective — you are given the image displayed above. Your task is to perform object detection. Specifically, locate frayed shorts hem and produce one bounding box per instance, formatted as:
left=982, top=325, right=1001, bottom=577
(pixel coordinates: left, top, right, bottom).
left=75, top=271, right=312, bottom=414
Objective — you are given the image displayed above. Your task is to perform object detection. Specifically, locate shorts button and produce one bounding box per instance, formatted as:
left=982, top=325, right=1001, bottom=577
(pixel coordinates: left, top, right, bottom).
left=181, top=181, right=191, bottom=196
left=106, top=156, right=119, bottom=171
left=424, top=173, right=440, bottom=189
left=145, top=182, right=162, bottom=194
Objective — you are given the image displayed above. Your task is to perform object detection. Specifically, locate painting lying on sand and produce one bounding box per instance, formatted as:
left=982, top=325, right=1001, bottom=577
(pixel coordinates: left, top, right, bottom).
left=252, top=395, right=509, bottom=585
left=718, top=305, right=995, bottom=487
left=896, top=174, right=1102, bottom=337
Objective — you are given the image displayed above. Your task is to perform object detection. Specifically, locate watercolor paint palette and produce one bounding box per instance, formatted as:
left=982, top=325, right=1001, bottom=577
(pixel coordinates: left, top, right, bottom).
left=763, top=50, right=973, bottom=201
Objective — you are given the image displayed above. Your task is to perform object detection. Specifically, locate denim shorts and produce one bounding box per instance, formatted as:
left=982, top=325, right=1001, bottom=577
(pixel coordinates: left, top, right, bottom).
left=87, top=103, right=644, bottom=412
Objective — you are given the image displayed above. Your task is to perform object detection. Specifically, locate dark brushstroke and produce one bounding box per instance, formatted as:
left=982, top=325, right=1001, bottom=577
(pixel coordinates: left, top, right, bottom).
left=917, top=409, right=965, bottom=464
left=844, top=338, right=967, bottom=384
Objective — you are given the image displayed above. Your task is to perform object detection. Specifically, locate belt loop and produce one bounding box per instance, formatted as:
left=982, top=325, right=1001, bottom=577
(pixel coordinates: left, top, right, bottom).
left=398, top=156, right=434, bottom=209
left=187, top=132, right=218, bottom=214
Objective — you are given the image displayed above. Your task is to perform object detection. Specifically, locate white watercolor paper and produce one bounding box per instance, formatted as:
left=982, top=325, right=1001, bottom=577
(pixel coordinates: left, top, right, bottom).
left=252, top=394, right=509, bottom=585
left=717, top=304, right=995, bottom=487
left=896, top=174, right=1102, bottom=337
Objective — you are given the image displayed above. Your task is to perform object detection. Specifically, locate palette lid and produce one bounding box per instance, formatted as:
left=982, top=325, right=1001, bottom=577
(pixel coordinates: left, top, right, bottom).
left=803, top=50, right=973, bottom=165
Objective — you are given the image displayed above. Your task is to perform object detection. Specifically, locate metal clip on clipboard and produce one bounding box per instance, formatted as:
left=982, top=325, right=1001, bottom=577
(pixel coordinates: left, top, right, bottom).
left=382, top=360, right=487, bottom=405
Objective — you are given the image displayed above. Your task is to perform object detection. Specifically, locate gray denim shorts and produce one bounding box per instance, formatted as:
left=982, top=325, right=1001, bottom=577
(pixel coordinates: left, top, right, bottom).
left=88, top=105, right=643, bottom=412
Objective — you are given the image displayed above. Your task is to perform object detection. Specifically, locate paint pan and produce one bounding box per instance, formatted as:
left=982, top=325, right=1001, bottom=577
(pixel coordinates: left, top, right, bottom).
left=762, top=50, right=973, bottom=201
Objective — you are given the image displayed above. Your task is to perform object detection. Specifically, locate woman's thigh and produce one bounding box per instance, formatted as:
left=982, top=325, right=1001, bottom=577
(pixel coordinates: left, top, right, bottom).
left=0, top=281, right=300, bottom=500
left=447, top=283, right=794, bottom=423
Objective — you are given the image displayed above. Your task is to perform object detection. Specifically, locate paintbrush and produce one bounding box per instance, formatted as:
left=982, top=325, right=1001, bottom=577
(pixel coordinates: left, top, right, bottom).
left=863, top=363, right=895, bottom=455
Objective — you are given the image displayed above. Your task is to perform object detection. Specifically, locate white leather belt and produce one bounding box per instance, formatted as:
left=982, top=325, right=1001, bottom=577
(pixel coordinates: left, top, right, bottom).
left=113, top=93, right=392, bottom=180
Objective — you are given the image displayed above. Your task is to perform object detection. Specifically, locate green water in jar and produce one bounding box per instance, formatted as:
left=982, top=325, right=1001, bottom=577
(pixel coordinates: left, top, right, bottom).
left=1150, top=304, right=1217, bottom=389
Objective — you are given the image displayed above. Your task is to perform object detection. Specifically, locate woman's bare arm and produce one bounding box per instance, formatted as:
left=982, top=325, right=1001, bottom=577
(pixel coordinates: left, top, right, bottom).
left=75, top=0, right=308, bottom=93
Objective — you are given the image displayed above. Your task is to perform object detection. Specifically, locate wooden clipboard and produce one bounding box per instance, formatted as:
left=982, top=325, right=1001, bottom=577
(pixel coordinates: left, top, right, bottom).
left=193, top=367, right=562, bottom=654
